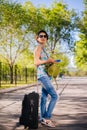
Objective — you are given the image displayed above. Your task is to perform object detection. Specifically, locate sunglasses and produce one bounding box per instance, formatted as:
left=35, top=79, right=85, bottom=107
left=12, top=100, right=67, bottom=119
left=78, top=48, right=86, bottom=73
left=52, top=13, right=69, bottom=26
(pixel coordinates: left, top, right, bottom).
left=38, top=35, right=47, bottom=38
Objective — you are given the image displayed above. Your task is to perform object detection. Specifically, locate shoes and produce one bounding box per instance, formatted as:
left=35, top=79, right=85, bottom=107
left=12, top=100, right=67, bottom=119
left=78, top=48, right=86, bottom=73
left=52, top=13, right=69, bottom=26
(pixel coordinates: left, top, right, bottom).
left=41, top=118, right=56, bottom=128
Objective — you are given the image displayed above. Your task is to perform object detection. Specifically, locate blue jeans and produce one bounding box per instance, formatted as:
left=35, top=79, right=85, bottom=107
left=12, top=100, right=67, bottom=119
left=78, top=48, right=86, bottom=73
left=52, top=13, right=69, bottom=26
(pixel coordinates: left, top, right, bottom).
left=38, top=76, right=58, bottom=121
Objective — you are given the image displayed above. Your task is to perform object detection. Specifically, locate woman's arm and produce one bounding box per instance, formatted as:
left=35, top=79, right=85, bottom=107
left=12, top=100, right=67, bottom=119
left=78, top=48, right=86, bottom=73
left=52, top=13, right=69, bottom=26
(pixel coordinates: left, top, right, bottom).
left=34, top=46, right=55, bottom=66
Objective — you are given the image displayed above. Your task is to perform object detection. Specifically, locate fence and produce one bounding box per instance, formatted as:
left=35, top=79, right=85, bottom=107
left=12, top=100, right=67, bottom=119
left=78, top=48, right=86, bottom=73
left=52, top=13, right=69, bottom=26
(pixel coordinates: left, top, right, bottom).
left=0, top=62, right=36, bottom=87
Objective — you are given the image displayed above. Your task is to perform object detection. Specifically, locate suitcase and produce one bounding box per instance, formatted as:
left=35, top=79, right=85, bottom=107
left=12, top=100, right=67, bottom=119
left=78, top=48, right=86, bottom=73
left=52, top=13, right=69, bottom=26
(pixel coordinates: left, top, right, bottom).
left=19, top=91, right=39, bottom=129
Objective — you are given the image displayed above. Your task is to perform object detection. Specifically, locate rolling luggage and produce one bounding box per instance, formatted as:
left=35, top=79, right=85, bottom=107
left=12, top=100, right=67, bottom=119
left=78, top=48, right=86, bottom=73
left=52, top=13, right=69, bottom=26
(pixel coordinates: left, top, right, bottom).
left=19, top=91, right=39, bottom=129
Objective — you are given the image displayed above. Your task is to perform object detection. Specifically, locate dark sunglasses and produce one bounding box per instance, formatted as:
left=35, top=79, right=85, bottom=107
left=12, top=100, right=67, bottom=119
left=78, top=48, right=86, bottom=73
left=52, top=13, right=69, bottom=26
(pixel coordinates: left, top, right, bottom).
left=38, top=35, right=47, bottom=38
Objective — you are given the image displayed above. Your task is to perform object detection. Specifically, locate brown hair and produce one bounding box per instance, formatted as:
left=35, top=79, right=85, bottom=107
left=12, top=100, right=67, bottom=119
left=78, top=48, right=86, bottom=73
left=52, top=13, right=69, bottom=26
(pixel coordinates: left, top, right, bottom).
left=36, top=30, right=48, bottom=40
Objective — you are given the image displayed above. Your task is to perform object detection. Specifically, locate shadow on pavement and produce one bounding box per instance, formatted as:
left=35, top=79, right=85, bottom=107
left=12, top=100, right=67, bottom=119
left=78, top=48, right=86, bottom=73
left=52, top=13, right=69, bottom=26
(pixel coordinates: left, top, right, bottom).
left=0, top=125, right=9, bottom=130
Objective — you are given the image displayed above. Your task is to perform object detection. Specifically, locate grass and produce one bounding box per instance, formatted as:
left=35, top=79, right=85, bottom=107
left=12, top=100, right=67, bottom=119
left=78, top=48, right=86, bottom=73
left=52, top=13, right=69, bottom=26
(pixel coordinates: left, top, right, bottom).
left=0, top=80, right=37, bottom=89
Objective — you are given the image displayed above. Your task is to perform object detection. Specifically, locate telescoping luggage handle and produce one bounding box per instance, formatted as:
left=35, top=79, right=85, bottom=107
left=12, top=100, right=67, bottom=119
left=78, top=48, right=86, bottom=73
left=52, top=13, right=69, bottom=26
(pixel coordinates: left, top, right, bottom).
left=36, top=82, right=39, bottom=93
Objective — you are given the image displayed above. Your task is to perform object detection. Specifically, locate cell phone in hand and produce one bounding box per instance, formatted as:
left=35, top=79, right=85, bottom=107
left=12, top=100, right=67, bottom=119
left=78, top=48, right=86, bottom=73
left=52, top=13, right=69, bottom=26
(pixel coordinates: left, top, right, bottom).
left=55, top=60, right=61, bottom=62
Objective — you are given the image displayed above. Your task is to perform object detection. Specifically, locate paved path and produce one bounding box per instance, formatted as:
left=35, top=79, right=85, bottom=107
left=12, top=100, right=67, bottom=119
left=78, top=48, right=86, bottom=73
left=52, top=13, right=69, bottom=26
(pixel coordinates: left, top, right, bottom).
left=0, top=77, right=87, bottom=130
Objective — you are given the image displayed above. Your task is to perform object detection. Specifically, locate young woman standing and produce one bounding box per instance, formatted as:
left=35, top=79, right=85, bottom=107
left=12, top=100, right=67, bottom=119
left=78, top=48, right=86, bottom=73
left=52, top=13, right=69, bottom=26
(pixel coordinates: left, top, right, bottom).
left=34, top=30, right=58, bottom=127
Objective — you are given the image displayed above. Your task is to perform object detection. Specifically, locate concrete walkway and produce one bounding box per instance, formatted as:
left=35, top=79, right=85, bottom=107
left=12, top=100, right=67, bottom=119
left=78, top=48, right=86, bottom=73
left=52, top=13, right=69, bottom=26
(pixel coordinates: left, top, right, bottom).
left=0, top=77, right=87, bottom=130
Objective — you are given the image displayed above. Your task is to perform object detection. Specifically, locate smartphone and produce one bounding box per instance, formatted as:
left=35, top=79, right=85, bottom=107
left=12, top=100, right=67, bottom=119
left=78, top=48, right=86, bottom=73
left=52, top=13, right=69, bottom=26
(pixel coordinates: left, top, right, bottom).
left=55, top=60, right=61, bottom=62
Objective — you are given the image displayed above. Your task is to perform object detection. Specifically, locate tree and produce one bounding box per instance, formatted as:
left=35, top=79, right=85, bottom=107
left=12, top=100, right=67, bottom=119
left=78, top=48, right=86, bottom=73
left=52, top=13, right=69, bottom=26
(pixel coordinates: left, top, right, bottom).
left=75, top=0, right=87, bottom=71
left=0, top=0, right=31, bottom=83
left=75, top=35, right=87, bottom=71
left=23, top=1, right=47, bottom=33
left=22, top=1, right=78, bottom=52
left=38, top=1, right=78, bottom=51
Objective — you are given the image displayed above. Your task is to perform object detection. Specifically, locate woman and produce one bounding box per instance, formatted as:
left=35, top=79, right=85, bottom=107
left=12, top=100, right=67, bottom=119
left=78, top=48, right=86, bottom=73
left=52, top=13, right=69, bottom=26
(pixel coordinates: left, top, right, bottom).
left=34, top=30, right=58, bottom=127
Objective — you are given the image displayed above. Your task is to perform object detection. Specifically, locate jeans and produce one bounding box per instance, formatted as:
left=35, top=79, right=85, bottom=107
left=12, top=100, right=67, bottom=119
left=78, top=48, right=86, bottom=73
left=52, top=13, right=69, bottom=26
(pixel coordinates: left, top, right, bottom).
left=38, top=76, right=58, bottom=121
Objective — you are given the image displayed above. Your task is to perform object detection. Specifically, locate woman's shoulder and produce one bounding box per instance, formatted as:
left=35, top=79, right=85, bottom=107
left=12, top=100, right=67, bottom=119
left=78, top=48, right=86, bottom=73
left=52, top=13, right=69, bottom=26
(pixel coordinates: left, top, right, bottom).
left=34, top=44, right=42, bottom=54
left=35, top=44, right=43, bottom=50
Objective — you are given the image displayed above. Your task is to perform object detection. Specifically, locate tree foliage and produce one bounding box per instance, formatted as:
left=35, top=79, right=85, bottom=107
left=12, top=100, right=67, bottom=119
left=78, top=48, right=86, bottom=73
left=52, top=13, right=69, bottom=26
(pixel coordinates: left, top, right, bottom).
left=75, top=34, right=87, bottom=70
left=75, top=0, right=87, bottom=70
left=0, top=0, right=79, bottom=82
left=0, top=0, right=32, bottom=83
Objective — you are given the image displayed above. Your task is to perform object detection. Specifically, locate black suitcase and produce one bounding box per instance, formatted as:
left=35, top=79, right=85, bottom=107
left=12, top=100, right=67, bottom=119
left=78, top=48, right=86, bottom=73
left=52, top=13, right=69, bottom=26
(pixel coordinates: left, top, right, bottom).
left=19, top=91, right=39, bottom=129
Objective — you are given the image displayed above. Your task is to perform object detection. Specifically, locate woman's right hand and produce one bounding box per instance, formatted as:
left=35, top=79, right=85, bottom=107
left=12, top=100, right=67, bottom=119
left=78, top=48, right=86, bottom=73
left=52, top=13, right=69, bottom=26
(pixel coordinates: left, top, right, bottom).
left=46, top=58, right=55, bottom=63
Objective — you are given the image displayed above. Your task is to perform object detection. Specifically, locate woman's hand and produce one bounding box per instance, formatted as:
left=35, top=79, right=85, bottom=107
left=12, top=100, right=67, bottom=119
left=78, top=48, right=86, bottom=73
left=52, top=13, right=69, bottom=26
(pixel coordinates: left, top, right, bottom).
left=46, top=58, right=55, bottom=63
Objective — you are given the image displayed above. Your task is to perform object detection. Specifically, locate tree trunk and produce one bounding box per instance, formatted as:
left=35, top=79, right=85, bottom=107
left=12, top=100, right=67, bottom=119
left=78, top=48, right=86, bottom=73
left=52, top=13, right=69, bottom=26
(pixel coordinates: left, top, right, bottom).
left=10, top=65, right=13, bottom=84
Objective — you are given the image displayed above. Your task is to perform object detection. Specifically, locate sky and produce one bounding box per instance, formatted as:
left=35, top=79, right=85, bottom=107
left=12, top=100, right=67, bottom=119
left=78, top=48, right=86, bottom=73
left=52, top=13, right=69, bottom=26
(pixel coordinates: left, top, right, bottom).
left=16, top=0, right=84, bottom=12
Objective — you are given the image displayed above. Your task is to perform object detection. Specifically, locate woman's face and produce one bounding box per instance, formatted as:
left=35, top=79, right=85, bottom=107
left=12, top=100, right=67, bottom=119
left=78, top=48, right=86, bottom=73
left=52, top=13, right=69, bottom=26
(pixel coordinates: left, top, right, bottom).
left=37, top=32, right=47, bottom=45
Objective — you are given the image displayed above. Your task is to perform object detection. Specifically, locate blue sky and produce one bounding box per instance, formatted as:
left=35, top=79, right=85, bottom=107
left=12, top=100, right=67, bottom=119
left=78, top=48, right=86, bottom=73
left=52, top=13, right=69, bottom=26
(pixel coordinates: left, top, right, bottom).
left=17, top=0, right=84, bottom=12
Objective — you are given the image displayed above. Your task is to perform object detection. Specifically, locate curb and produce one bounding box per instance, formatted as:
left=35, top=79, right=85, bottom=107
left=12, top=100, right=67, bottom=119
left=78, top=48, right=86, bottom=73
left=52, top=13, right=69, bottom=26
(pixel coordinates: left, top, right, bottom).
left=0, top=83, right=40, bottom=94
